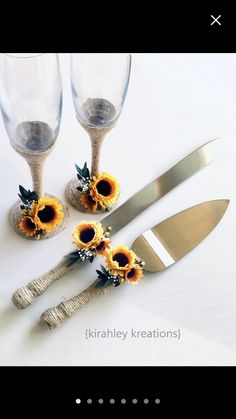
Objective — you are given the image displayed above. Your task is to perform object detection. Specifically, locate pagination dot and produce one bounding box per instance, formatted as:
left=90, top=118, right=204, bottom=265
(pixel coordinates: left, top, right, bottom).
left=98, top=399, right=104, bottom=404
left=87, top=399, right=92, bottom=404
left=75, top=398, right=81, bottom=404
left=132, top=398, right=138, bottom=404
left=110, top=398, right=115, bottom=404
left=155, top=398, right=160, bottom=404
left=121, top=398, right=126, bottom=404
left=144, top=398, right=149, bottom=404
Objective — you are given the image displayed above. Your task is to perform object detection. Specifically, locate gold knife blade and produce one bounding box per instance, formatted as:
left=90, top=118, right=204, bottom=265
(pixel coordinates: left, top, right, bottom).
left=40, top=199, right=229, bottom=329
left=103, top=139, right=218, bottom=236
left=132, top=199, right=229, bottom=272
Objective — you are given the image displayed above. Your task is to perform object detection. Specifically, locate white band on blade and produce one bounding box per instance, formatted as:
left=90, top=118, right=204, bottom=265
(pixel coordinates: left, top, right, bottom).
left=143, top=230, right=175, bottom=267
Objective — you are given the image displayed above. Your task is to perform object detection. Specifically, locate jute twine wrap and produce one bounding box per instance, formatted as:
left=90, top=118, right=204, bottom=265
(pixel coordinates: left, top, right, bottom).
left=82, top=122, right=115, bottom=177
left=12, top=257, right=77, bottom=309
left=65, top=122, right=115, bottom=212
left=9, top=144, right=69, bottom=240
left=12, top=143, right=55, bottom=197
left=40, top=282, right=114, bottom=329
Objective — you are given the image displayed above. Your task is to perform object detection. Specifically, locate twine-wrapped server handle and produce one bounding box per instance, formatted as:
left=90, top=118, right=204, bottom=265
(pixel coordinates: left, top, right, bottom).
left=41, top=281, right=114, bottom=329
left=12, top=255, right=79, bottom=309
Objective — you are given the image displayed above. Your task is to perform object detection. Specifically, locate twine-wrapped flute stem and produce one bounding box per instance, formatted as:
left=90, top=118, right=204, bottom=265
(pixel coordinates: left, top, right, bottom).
left=12, top=143, right=54, bottom=198
left=81, top=122, right=115, bottom=176
left=26, top=157, right=45, bottom=198
left=41, top=281, right=114, bottom=329
left=12, top=257, right=78, bottom=309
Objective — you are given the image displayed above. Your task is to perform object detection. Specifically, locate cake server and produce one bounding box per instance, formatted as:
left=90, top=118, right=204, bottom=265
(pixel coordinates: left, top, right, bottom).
left=41, top=199, right=229, bottom=329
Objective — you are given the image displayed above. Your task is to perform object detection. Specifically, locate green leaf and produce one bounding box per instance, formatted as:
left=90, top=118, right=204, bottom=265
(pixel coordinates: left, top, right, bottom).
left=19, top=185, right=28, bottom=197
left=104, top=277, right=114, bottom=287
left=98, top=273, right=108, bottom=281
left=96, top=277, right=114, bottom=289
left=67, top=258, right=79, bottom=267
left=96, top=269, right=103, bottom=276
left=18, top=185, right=38, bottom=204
left=83, top=162, right=90, bottom=178
left=96, top=268, right=108, bottom=280
left=18, top=194, right=27, bottom=205
left=66, top=251, right=83, bottom=267
left=95, top=278, right=108, bottom=288
left=75, top=164, right=86, bottom=179
left=101, top=265, right=108, bottom=275
left=29, top=191, right=38, bottom=200
left=69, top=253, right=80, bottom=259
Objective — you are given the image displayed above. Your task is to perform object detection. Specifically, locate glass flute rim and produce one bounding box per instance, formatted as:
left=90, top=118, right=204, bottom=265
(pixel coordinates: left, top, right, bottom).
left=2, top=53, right=50, bottom=60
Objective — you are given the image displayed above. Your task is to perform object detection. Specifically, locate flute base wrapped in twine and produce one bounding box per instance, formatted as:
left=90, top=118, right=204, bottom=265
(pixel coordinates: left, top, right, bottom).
left=9, top=194, right=69, bottom=240
left=40, top=282, right=114, bottom=329
left=12, top=257, right=77, bottom=309
left=65, top=122, right=116, bottom=212
left=9, top=144, right=69, bottom=239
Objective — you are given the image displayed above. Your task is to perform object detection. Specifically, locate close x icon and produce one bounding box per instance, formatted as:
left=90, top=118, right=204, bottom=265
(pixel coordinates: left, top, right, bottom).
left=210, top=14, right=222, bottom=26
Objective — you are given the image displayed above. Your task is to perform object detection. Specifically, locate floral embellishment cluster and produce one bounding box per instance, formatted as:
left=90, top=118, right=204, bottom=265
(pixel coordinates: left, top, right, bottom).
left=66, top=220, right=145, bottom=287
left=66, top=221, right=111, bottom=267
left=18, top=185, right=64, bottom=239
left=96, top=245, right=145, bottom=288
left=75, top=162, right=119, bottom=212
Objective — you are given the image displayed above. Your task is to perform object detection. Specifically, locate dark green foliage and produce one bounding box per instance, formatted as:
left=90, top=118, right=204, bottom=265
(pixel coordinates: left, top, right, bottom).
left=18, top=185, right=38, bottom=205
left=75, top=162, right=90, bottom=181
left=95, top=265, right=121, bottom=288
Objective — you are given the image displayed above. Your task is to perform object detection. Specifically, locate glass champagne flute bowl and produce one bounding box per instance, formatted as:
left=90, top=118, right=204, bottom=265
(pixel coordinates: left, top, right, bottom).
left=0, top=53, right=69, bottom=240
left=65, top=53, right=132, bottom=213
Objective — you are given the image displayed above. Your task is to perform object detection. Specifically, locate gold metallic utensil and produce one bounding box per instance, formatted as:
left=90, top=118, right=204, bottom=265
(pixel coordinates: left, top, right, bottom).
left=41, top=199, right=229, bottom=329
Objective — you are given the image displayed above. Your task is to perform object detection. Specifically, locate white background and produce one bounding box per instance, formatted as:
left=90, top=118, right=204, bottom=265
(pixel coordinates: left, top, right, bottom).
left=0, top=53, right=236, bottom=366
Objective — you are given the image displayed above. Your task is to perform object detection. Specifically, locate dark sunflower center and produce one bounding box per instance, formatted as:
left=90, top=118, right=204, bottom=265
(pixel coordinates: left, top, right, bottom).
left=127, top=268, right=135, bottom=278
left=113, top=252, right=129, bottom=267
left=96, top=180, right=111, bottom=197
left=26, top=218, right=36, bottom=230
left=96, top=240, right=104, bottom=251
left=38, top=206, right=55, bottom=223
left=80, top=227, right=95, bottom=243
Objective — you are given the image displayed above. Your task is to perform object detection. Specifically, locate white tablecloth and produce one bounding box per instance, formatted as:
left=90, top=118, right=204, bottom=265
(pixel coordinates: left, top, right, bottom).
left=0, top=53, right=236, bottom=365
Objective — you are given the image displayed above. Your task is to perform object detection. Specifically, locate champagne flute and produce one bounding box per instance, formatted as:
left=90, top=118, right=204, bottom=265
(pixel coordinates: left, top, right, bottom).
left=65, top=53, right=132, bottom=212
left=0, top=53, right=69, bottom=240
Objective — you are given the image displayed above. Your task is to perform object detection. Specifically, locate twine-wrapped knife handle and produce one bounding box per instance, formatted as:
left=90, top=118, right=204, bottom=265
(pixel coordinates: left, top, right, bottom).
left=12, top=258, right=78, bottom=309
left=40, top=281, right=114, bottom=329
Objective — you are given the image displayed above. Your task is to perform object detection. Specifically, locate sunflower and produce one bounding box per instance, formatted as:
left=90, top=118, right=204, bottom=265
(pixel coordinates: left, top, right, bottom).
left=30, top=197, right=64, bottom=233
left=96, top=238, right=111, bottom=256
left=105, top=245, right=136, bottom=276
left=72, top=221, right=104, bottom=250
left=90, top=173, right=119, bottom=207
left=19, top=216, right=38, bottom=237
left=125, top=265, right=143, bottom=284
left=80, top=193, right=98, bottom=212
